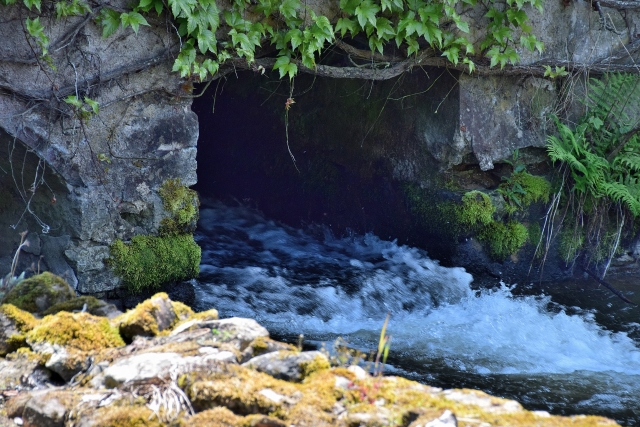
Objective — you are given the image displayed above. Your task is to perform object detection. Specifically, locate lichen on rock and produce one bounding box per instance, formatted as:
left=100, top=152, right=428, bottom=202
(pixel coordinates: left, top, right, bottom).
left=113, top=292, right=181, bottom=341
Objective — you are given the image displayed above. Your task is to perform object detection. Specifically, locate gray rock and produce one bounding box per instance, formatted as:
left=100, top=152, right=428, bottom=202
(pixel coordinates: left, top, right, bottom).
left=424, top=410, right=458, bottom=427
left=44, top=345, right=89, bottom=382
left=179, top=317, right=270, bottom=351
left=242, top=350, right=329, bottom=382
left=442, top=389, right=522, bottom=414
left=16, top=390, right=70, bottom=427
left=95, top=349, right=237, bottom=388
left=239, top=337, right=296, bottom=363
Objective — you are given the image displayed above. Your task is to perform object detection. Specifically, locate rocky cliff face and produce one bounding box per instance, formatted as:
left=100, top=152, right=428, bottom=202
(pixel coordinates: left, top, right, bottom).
left=0, top=1, right=197, bottom=293
left=1, top=0, right=639, bottom=292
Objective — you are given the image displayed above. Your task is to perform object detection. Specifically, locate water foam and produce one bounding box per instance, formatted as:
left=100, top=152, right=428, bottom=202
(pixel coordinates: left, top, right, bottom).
left=195, top=202, right=640, bottom=379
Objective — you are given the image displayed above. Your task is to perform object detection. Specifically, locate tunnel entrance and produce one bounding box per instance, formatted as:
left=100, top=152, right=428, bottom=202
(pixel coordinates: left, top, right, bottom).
left=192, top=69, right=462, bottom=257
left=0, top=129, right=79, bottom=286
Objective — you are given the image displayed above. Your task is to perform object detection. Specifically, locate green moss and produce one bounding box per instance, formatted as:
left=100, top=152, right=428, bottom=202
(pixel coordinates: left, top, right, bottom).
left=109, top=234, right=200, bottom=294
left=158, top=178, right=200, bottom=237
left=0, top=304, right=38, bottom=331
left=479, top=220, right=529, bottom=259
left=458, top=191, right=495, bottom=227
left=404, top=184, right=461, bottom=238
left=27, top=311, right=125, bottom=351
left=499, top=171, right=551, bottom=213
left=89, top=406, right=164, bottom=427
left=300, top=355, right=332, bottom=379
left=114, top=292, right=178, bottom=340
left=1, top=272, right=76, bottom=313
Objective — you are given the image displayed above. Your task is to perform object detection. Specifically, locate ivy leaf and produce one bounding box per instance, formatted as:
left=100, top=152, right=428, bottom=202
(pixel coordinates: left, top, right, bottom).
left=406, top=37, right=420, bottom=56
left=84, top=97, right=99, bottom=115
left=369, top=36, right=384, bottom=54
left=23, top=0, right=41, bottom=11
left=64, top=95, right=83, bottom=108
left=335, top=17, right=356, bottom=37
left=273, top=55, right=297, bottom=79
left=100, top=9, right=121, bottom=38
left=120, top=12, right=149, bottom=34
left=442, top=46, right=459, bottom=64
left=455, top=18, right=469, bottom=33
left=492, top=26, right=512, bottom=45
left=197, top=28, right=216, bottom=54
left=418, top=5, right=440, bottom=25
left=339, top=0, right=360, bottom=15
left=285, top=28, right=303, bottom=50
left=375, top=17, right=394, bottom=40
left=279, top=0, right=300, bottom=19
left=355, top=0, right=379, bottom=29
left=506, top=9, right=527, bottom=26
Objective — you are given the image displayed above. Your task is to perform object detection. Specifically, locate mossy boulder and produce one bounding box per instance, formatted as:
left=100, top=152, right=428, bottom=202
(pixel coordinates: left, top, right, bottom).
left=114, top=292, right=181, bottom=341
left=0, top=304, right=38, bottom=356
left=26, top=311, right=125, bottom=352
left=1, top=272, right=76, bottom=313
left=42, top=296, right=122, bottom=318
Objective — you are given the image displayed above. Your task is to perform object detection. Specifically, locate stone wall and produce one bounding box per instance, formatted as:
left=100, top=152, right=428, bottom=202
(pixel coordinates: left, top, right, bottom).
left=0, top=2, right=198, bottom=293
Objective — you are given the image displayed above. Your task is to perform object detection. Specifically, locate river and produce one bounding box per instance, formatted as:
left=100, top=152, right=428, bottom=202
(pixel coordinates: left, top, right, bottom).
left=192, top=199, right=640, bottom=425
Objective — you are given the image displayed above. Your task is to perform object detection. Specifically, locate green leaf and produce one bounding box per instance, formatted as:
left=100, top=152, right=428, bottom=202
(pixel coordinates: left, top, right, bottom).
left=197, top=28, right=217, bottom=54
left=64, top=95, right=83, bottom=108
left=456, top=19, right=469, bottom=33
left=120, top=11, right=149, bottom=34
left=273, top=55, right=297, bottom=79
left=355, top=0, right=379, bottom=29
left=340, top=0, right=360, bottom=14
left=23, top=0, right=40, bottom=11
left=279, top=0, right=300, bottom=20
left=335, top=17, right=357, bottom=37
left=84, top=97, right=99, bottom=115
left=100, top=9, right=121, bottom=37
left=285, top=28, right=303, bottom=50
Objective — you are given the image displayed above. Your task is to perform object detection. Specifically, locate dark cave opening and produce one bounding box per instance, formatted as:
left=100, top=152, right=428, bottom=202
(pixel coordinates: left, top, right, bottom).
left=191, top=69, right=462, bottom=260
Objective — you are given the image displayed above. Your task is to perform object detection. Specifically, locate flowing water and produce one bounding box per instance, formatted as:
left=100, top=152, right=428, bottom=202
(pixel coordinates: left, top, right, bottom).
left=193, top=200, right=640, bottom=425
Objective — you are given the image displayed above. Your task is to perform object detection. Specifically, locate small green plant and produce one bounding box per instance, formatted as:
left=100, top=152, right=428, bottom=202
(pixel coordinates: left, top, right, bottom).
left=498, top=171, right=551, bottom=214
left=374, top=313, right=391, bottom=378
left=543, top=65, right=569, bottom=79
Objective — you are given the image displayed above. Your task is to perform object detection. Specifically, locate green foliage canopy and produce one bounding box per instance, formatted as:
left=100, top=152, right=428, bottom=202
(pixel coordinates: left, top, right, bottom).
left=3, top=0, right=545, bottom=81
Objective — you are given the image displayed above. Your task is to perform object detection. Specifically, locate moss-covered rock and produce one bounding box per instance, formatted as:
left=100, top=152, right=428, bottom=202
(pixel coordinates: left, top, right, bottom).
left=114, top=292, right=180, bottom=341
left=42, top=295, right=121, bottom=318
left=26, top=311, right=125, bottom=352
left=458, top=190, right=496, bottom=227
left=77, top=405, right=164, bottom=427
left=0, top=304, right=38, bottom=356
left=108, top=234, right=201, bottom=294
left=479, top=220, right=529, bottom=259
left=1, top=272, right=76, bottom=313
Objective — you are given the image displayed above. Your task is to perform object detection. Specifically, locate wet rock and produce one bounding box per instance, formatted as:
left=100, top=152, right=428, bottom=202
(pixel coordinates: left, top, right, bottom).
left=243, top=350, right=330, bottom=382
left=1, top=272, right=76, bottom=314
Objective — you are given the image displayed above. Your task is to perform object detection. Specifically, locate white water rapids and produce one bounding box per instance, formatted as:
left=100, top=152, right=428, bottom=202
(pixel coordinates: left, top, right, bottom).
left=193, top=201, right=640, bottom=424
